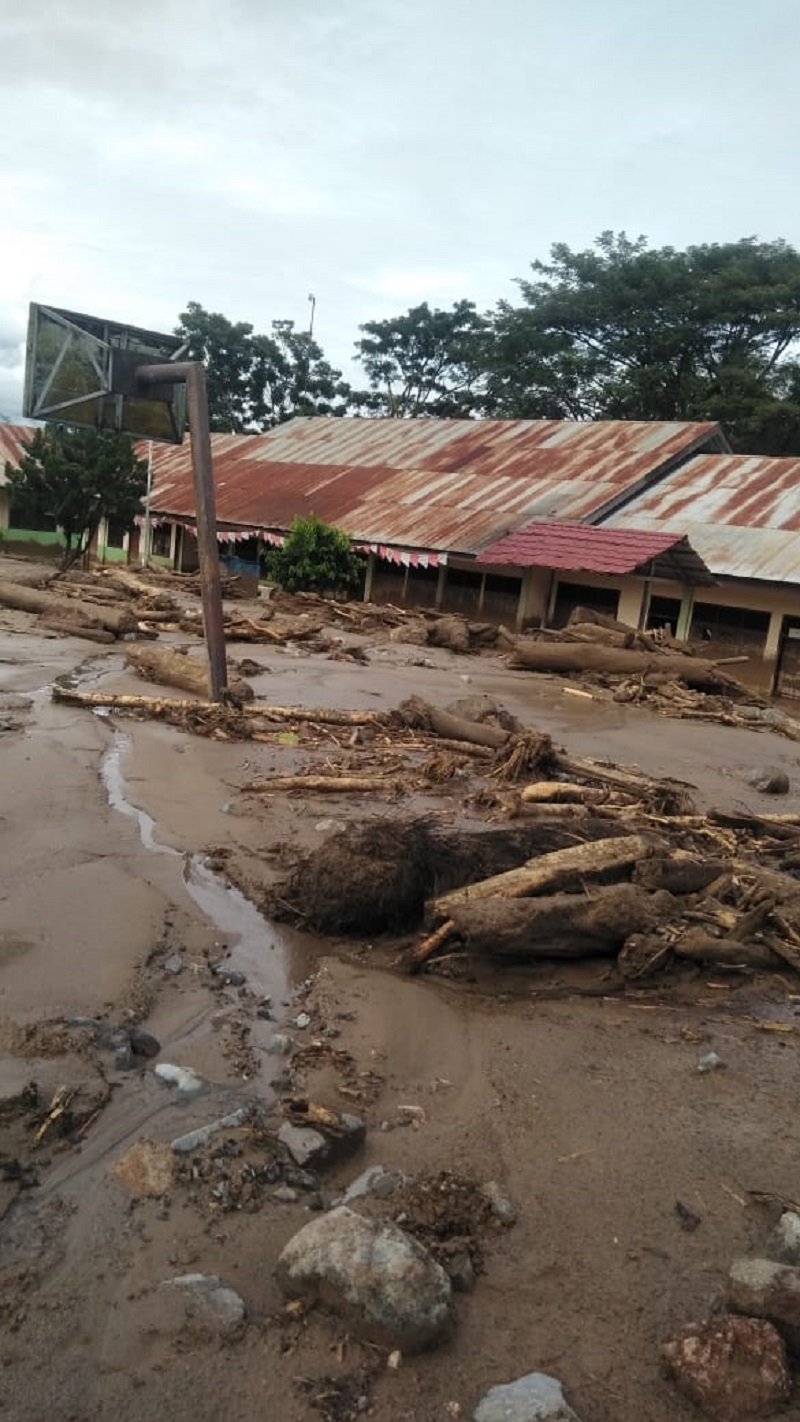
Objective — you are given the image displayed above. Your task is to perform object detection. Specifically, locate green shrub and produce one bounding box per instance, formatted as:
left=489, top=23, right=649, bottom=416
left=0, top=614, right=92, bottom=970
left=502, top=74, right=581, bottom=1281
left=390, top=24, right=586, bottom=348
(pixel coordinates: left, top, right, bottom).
left=264, top=514, right=364, bottom=594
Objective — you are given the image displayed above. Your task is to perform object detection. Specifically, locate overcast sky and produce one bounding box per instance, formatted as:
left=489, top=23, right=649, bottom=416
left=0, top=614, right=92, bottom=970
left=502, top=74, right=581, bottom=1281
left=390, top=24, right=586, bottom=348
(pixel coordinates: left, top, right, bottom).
left=1, top=0, right=799, bottom=416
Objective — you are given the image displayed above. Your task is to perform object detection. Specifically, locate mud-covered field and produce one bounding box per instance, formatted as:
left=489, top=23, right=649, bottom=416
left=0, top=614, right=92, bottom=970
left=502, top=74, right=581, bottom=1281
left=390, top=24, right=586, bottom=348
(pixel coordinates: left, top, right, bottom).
left=2, top=552, right=800, bottom=1422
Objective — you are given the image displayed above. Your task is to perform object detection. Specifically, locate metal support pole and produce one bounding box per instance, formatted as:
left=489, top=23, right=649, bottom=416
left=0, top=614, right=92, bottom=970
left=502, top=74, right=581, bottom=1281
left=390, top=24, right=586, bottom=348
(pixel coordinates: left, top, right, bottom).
left=135, top=361, right=228, bottom=701
left=141, top=441, right=153, bottom=567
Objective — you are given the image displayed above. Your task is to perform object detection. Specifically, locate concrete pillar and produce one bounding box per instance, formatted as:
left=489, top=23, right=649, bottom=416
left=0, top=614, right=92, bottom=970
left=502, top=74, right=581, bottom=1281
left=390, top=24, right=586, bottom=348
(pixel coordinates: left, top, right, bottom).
left=435, top=563, right=447, bottom=610
left=675, top=588, right=694, bottom=642
left=617, top=581, right=646, bottom=629
left=363, top=552, right=375, bottom=603
left=765, top=609, right=784, bottom=662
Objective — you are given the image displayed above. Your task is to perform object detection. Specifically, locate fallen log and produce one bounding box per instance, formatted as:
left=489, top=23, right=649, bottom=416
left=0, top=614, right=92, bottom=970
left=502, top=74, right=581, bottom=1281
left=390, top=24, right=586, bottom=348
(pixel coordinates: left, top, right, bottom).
left=241, top=704, right=387, bottom=728
left=125, top=645, right=254, bottom=704
left=520, top=781, right=612, bottom=805
left=672, top=929, right=780, bottom=970
left=507, top=639, right=745, bottom=690
left=0, top=579, right=137, bottom=635
left=396, top=696, right=510, bottom=749
left=243, top=774, right=402, bottom=795
left=445, top=884, right=674, bottom=959
left=633, top=854, right=731, bottom=895
left=427, top=833, right=651, bottom=923
left=40, top=617, right=115, bottom=646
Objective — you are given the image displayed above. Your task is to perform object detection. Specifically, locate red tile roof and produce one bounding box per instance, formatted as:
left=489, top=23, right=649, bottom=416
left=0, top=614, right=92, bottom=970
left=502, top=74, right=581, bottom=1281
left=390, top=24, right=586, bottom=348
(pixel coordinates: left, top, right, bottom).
left=478, top=521, right=692, bottom=574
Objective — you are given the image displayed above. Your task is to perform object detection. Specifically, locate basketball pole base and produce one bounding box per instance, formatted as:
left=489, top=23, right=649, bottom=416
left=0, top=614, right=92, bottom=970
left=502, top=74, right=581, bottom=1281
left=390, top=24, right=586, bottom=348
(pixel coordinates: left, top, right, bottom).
left=135, top=362, right=228, bottom=703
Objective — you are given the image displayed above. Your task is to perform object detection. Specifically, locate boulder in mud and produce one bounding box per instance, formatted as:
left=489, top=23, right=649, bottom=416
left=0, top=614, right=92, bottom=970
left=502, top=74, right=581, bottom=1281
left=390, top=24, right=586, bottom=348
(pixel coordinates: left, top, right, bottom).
left=158, top=1274, right=245, bottom=1337
left=276, top=1205, right=453, bottom=1351
left=472, top=1371, right=581, bottom=1421
left=770, top=1212, right=800, bottom=1267
left=278, top=1122, right=331, bottom=1170
left=110, top=1139, right=174, bottom=1197
left=661, top=1315, right=790, bottom=1422
left=748, top=767, right=790, bottom=795
left=727, top=1256, right=800, bottom=1353
left=389, top=617, right=428, bottom=646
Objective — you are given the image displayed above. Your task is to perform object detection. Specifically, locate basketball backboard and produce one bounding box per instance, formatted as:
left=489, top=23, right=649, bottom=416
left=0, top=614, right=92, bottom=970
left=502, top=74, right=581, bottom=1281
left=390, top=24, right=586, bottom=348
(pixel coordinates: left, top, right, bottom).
left=23, top=304, right=187, bottom=444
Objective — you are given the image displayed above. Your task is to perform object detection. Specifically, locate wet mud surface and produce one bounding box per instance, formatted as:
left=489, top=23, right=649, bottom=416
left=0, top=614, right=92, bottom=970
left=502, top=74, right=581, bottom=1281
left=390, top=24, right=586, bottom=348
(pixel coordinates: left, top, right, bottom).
left=2, top=559, right=800, bottom=1421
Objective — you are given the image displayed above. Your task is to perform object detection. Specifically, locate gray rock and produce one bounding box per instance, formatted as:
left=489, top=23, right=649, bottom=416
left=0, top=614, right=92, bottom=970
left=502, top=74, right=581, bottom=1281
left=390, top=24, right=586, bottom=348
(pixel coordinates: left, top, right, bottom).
left=278, top=1122, right=331, bottom=1169
left=276, top=1205, right=452, bottom=1352
left=749, top=767, right=790, bottom=795
left=163, top=953, right=185, bottom=975
left=212, top=965, right=246, bottom=987
left=662, top=1316, right=790, bottom=1422
left=697, top=1051, right=726, bottom=1073
left=770, top=1211, right=800, bottom=1266
left=283, top=1166, right=319, bottom=1191
left=154, top=1063, right=204, bottom=1097
left=159, top=1274, right=245, bottom=1336
left=472, top=1372, right=580, bottom=1421
left=482, top=1180, right=517, bottom=1227
left=273, top=1185, right=299, bottom=1203
left=127, top=1026, right=161, bottom=1059
left=170, top=1106, right=250, bottom=1155
left=341, top=1164, right=409, bottom=1205
left=294, top=1011, right=311, bottom=1029
left=727, top=1256, right=800, bottom=1354
left=445, top=1249, right=475, bottom=1293
left=268, top=1033, right=293, bottom=1056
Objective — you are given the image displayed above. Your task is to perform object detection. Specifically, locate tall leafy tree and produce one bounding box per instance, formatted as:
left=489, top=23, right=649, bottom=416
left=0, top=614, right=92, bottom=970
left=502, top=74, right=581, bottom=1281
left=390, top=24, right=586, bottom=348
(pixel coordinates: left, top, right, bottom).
left=485, top=233, right=800, bottom=450
left=354, top=300, right=487, bottom=417
left=5, top=427, right=147, bottom=570
left=176, top=302, right=352, bottom=433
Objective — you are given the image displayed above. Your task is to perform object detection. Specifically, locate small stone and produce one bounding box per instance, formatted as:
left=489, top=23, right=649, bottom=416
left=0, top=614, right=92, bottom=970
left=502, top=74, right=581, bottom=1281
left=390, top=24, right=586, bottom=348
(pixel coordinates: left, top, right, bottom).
left=481, top=1180, right=517, bottom=1227
left=315, top=819, right=345, bottom=833
left=283, top=1166, right=319, bottom=1191
left=276, top=1206, right=453, bottom=1352
left=273, top=1185, right=299, bottom=1203
left=697, top=1051, right=726, bottom=1073
left=212, top=965, right=246, bottom=987
left=662, top=1316, right=790, bottom=1422
left=256, top=1002, right=273, bottom=1020
left=267, top=1034, right=293, bottom=1056
left=110, top=1139, right=174, bottom=1197
left=127, top=1026, right=161, bottom=1059
left=278, top=1122, right=331, bottom=1169
left=170, top=1106, right=250, bottom=1155
left=341, top=1164, right=409, bottom=1206
left=727, top=1256, right=800, bottom=1354
left=294, top=1012, right=311, bottom=1029
left=445, top=1250, right=475, bottom=1293
left=472, top=1371, right=581, bottom=1422
left=154, top=1063, right=205, bottom=1097
left=749, top=768, right=790, bottom=795
left=163, top=953, right=184, bottom=975
left=159, top=1274, right=245, bottom=1337
left=770, top=1211, right=800, bottom=1266
left=387, top=1350, right=402, bottom=1370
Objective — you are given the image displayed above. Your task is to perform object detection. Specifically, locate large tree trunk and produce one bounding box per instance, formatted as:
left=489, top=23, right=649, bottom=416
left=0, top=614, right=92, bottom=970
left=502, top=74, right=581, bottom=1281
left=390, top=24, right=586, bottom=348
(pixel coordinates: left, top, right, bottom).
left=125, top=645, right=254, bottom=703
left=0, top=580, right=136, bottom=635
left=396, top=695, right=510, bottom=748
left=508, top=640, right=744, bottom=689
left=427, top=833, right=651, bottom=922
left=447, top=884, right=674, bottom=958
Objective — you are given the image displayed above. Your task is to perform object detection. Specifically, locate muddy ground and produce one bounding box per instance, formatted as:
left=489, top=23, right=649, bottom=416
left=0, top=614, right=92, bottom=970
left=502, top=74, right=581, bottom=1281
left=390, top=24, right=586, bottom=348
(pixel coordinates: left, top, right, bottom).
left=2, top=552, right=800, bottom=1422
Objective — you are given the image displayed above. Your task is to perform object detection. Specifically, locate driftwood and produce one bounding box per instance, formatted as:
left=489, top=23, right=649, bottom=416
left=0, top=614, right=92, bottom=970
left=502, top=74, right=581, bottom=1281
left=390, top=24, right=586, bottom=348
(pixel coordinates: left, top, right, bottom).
left=520, top=781, right=611, bottom=805
left=428, top=834, right=650, bottom=922
left=125, top=645, right=254, bottom=704
left=243, top=774, right=401, bottom=795
left=508, top=639, right=744, bottom=689
left=40, top=617, right=115, bottom=645
left=447, top=884, right=674, bottom=958
left=0, top=580, right=137, bottom=635
left=633, top=855, right=730, bottom=895
left=672, top=929, right=781, bottom=970
left=240, top=704, right=386, bottom=728
left=397, top=696, right=509, bottom=748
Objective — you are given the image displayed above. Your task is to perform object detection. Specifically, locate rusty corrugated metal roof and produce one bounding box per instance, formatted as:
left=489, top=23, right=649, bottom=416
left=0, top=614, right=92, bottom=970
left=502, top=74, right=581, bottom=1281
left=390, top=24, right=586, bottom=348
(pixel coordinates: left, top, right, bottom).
left=0, top=424, right=34, bottom=480
left=147, top=416, right=723, bottom=556
left=605, top=453, right=800, bottom=584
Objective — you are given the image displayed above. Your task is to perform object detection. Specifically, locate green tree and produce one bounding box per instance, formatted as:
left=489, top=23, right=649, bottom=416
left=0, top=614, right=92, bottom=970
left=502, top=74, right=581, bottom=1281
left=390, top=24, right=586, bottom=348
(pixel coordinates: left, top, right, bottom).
left=5, top=426, right=148, bottom=570
left=354, top=300, right=487, bottom=417
left=264, top=515, right=364, bottom=594
left=176, top=302, right=352, bottom=433
left=485, top=233, right=800, bottom=450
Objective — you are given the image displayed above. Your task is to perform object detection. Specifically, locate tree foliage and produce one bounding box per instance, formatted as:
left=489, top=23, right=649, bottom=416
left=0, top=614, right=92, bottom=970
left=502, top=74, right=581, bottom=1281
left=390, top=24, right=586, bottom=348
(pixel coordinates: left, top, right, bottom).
left=176, top=302, right=352, bottom=433
left=263, top=515, right=364, bottom=594
left=5, top=426, right=148, bottom=569
left=485, top=233, right=800, bottom=450
left=354, top=300, right=487, bottom=417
